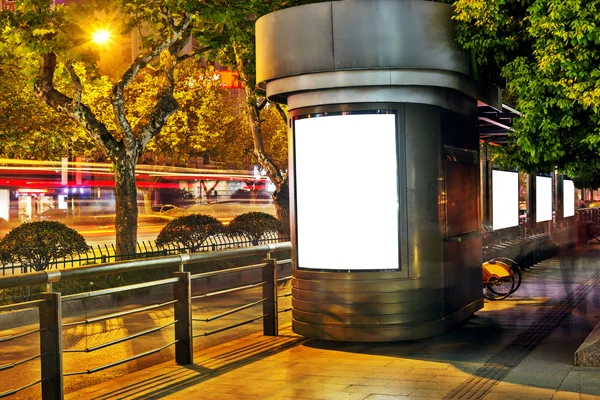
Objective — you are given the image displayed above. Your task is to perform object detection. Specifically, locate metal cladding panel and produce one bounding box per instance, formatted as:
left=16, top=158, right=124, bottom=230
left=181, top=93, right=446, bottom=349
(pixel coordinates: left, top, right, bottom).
left=331, top=0, right=468, bottom=74
left=256, top=2, right=334, bottom=85
left=404, top=103, right=443, bottom=280
left=256, top=0, right=468, bottom=86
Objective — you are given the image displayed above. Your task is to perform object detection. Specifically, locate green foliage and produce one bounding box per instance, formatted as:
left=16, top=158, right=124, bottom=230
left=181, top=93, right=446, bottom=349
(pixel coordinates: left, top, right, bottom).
left=452, top=0, right=600, bottom=185
left=144, top=63, right=240, bottom=165
left=227, top=211, right=284, bottom=246
left=0, top=48, right=95, bottom=159
left=156, top=214, right=223, bottom=252
left=0, top=221, right=89, bottom=271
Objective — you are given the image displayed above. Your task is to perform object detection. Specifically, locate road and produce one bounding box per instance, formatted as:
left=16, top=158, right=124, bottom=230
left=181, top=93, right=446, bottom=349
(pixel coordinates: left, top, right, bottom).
left=0, top=284, right=293, bottom=399
left=78, top=222, right=165, bottom=247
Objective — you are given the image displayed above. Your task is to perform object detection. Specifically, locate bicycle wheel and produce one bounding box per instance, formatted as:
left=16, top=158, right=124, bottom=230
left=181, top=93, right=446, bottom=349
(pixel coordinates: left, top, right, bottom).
left=484, top=274, right=515, bottom=300
left=492, top=257, right=522, bottom=293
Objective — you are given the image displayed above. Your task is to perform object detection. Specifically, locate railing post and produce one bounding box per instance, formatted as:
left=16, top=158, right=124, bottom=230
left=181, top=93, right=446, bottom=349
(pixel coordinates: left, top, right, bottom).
left=39, top=292, right=63, bottom=400
left=173, top=271, right=193, bottom=365
left=262, top=258, right=278, bottom=336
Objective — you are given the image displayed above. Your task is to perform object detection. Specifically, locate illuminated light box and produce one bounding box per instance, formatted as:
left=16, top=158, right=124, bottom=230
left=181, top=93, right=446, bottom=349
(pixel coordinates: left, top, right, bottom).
left=536, top=176, right=553, bottom=222
left=492, top=170, right=519, bottom=230
left=294, top=114, right=399, bottom=270
left=564, top=179, right=575, bottom=218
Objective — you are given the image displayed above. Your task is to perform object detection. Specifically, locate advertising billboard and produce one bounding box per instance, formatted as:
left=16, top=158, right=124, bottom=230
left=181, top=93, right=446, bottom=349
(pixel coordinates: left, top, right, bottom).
left=536, top=176, right=553, bottom=222
left=294, top=113, right=399, bottom=270
left=564, top=179, right=575, bottom=218
left=492, top=170, right=519, bottom=230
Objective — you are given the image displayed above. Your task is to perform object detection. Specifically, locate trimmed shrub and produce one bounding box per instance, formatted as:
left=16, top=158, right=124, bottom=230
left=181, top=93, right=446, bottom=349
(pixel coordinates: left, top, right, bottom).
left=227, top=212, right=284, bottom=246
left=0, top=221, right=89, bottom=271
left=156, top=214, right=223, bottom=252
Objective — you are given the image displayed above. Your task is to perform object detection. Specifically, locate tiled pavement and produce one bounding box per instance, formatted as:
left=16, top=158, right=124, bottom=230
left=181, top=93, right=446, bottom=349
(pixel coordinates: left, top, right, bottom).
left=67, top=245, right=600, bottom=400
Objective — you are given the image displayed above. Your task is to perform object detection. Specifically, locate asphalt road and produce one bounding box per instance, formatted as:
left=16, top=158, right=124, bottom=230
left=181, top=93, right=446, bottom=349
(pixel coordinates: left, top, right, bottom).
left=0, top=285, right=293, bottom=399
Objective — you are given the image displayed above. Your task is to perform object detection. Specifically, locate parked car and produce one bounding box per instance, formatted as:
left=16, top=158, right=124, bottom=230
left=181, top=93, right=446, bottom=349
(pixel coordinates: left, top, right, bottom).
left=39, top=208, right=68, bottom=221
left=151, top=204, right=178, bottom=213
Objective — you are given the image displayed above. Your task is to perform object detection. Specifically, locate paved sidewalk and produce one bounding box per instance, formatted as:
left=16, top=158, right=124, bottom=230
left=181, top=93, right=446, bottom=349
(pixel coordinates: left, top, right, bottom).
left=67, top=245, right=600, bottom=400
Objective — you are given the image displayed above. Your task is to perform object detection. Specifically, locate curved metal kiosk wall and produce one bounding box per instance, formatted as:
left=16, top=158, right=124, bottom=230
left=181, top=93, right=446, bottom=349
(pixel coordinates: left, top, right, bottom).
left=256, top=0, right=496, bottom=341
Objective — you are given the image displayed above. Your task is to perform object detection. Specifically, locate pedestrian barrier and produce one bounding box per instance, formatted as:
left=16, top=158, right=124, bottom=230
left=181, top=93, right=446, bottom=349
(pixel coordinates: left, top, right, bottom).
left=0, top=231, right=288, bottom=304
left=0, top=242, right=292, bottom=400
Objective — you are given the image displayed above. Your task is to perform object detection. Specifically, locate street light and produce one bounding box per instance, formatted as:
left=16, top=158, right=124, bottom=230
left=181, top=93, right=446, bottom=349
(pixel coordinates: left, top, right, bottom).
left=92, top=29, right=110, bottom=44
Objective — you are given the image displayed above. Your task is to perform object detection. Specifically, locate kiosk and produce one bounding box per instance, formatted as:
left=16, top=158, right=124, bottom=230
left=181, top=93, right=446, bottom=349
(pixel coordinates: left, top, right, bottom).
left=256, top=0, right=501, bottom=341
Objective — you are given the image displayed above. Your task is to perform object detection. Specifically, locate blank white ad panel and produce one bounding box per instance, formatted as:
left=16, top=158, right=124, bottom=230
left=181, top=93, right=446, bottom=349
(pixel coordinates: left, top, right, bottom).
left=536, top=176, right=552, bottom=222
left=492, top=170, right=519, bottom=230
left=294, top=114, right=399, bottom=270
left=564, top=179, right=575, bottom=218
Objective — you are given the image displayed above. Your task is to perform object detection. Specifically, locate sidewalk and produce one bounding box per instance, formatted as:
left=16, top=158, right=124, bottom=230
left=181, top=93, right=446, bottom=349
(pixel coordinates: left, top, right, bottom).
left=67, top=245, right=600, bottom=400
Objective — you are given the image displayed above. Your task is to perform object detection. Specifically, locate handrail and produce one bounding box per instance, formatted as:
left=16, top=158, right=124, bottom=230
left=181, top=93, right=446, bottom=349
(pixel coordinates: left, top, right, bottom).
left=62, top=300, right=177, bottom=327
left=0, top=378, right=44, bottom=398
left=62, top=278, right=180, bottom=302
left=0, top=300, right=43, bottom=313
left=0, top=354, right=41, bottom=372
left=191, top=281, right=267, bottom=300
left=64, top=321, right=177, bottom=353
left=64, top=341, right=177, bottom=376
left=190, top=262, right=269, bottom=281
left=194, top=314, right=267, bottom=338
left=193, top=298, right=266, bottom=323
left=0, top=328, right=41, bottom=344
left=0, top=242, right=292, bottom=290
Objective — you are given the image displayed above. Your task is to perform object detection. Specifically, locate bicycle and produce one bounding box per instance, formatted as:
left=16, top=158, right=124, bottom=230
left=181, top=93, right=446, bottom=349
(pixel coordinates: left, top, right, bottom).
left=482, top=258, right=515, bottom=300
left=482, top=243, right=523, bottom=300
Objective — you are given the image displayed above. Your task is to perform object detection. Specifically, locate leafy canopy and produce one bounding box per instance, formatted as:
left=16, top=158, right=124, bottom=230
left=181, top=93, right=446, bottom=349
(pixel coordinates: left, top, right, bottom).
left=452, top=0, right=600, bottom=186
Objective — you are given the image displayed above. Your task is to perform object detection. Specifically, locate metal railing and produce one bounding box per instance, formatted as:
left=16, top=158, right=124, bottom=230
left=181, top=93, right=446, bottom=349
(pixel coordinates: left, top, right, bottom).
left=0, top=242, right=292, bottom=400
left=0, top=232, right=288, bottom=304
left=0, top=232, right=287, bottom=276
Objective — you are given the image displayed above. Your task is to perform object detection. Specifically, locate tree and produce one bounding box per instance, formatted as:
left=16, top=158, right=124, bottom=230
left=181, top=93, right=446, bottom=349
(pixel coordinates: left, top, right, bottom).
left=194, top=0, right=321, bottom=232
left=451, top=0, right=600, bottom=186
left=1, top=0, right=211, bottom=253
left=0, top=221, right=89, bottom=271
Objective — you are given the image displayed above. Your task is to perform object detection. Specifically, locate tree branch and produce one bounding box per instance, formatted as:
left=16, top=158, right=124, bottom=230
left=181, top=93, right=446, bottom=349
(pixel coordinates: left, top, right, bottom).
left=177, top=45, right=210, bottom=63
left=64, top=61, right=82, bottom=105
left=257, top=98, right=268, bottom=111
left=34, top=52, right=120, bottom=158
left=232, top=43, right=284, bottom=188
left=111, top=13, right=194, bottom=150
left=274, top=103, right=287, bottom=125
left=157, top=6, right=177, bottom=34
left=133, top=26, right=193, bottom=155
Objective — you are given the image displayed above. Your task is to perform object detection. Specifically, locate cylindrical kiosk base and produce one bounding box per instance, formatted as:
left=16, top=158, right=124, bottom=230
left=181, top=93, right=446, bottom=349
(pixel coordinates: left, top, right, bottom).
left=288, top=102, right=482, bottom=342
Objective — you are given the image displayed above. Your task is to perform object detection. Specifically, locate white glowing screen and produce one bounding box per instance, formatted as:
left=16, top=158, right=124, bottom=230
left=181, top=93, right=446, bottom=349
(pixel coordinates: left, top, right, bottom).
left=536, top=176, right=552, bottom=222
left=492, top=170, right=519, bottom=230
left=0, top=189, right=9, bottom=222
left=564, top=179, right=575, bottom=218
left=294, top=114, right=399, bottom=270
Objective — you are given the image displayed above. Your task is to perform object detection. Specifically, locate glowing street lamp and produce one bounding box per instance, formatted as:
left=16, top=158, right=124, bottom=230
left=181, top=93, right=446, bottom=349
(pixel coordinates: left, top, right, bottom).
left=92, top=30, right=110, bottom=44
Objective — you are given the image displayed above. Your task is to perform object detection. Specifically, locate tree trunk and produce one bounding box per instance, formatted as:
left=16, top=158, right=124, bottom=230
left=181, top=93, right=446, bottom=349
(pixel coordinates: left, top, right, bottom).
left=233, top=44, right=291, bottom=232
left=273, top=178, right=290, bottom=235
left=113, top=155, right=138, bottom=256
